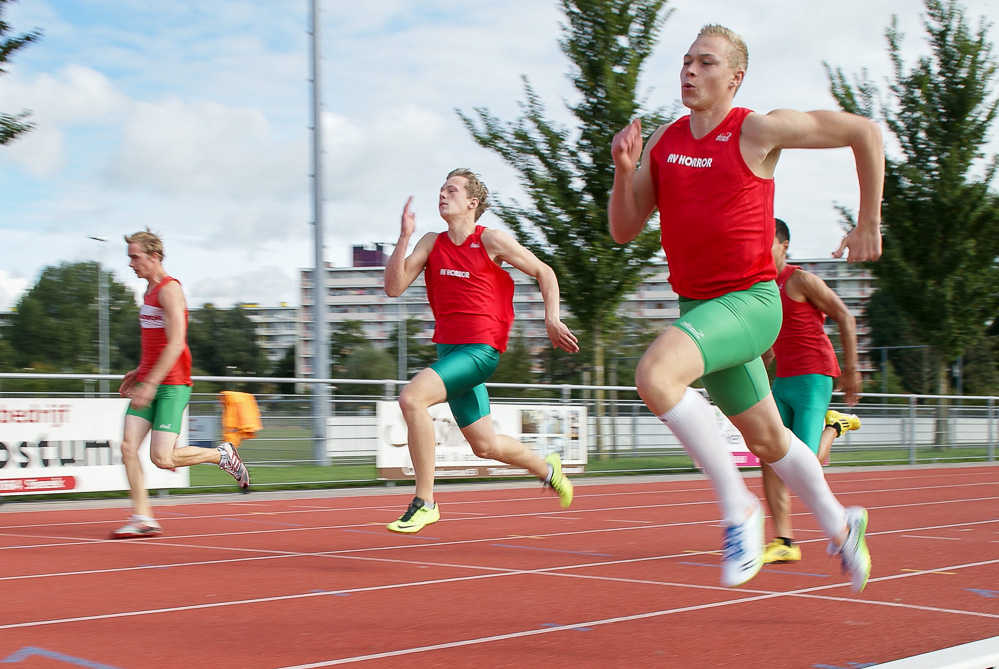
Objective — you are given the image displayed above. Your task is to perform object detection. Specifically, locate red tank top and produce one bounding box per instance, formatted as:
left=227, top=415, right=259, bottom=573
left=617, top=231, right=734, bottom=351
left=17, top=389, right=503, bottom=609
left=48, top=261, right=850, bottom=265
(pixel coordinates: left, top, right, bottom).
left=772, top=265, right=840, bottom=378
left=649, top=107, right=776, bottom=299
left=424, top=226, right=515, bottom=352
left=137, top=276, right=193, bottom=385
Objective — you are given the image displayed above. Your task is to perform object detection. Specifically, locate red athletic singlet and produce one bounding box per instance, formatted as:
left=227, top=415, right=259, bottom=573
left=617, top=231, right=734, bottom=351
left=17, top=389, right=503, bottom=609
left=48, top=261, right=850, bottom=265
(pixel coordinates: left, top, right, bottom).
left=772, top=265, right=840, bottom=378
left=424, top=226, right=515, bottom=352
left=137, top=276, right=193, bottom=386
left=649, top=107, right=776, bottom=299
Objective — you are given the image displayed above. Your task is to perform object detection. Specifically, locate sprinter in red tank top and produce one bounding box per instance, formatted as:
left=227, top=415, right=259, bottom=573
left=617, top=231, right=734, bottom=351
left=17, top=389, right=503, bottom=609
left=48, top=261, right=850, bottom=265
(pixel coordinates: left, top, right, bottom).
left=608, top=24, right=883, bottom=591
left=760, top=219, right=863, bottom=565
left=112, top=229, right=249, bottom=540
left=383, top=168, right=579, bottom=534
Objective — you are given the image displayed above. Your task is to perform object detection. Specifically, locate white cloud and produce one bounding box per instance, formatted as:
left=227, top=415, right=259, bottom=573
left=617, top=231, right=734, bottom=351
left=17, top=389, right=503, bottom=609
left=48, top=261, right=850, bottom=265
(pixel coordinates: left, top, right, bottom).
left=187, top=265, right=298, bottom=309
left=0, top=64, right=128, bottom=177
left=0, top=270, right=30, bottom=311
left=105, top=97, right=307, bottom=200
left=1, top=0, right=997, bottom=314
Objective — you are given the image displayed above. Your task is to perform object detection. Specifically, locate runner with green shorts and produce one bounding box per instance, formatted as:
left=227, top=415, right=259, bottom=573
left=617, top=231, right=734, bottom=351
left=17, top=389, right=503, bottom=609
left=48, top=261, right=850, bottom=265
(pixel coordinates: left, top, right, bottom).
left=608, top=24, right=881, bottom=591
left=760, top=219, right=863, bottom=564
left=112, top=229, right=249, bottom=540
left=383, top=168, right=579, bottom=534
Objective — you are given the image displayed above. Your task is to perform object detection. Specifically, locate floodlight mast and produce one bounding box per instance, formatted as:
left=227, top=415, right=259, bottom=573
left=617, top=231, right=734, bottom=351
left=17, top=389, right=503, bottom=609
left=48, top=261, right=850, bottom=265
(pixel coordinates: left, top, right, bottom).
left=309, top=0, right=330, bottom=466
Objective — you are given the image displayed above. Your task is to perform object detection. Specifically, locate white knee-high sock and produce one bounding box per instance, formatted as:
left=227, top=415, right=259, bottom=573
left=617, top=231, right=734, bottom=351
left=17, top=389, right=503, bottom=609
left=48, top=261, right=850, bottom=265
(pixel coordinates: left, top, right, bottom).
left=659, top=387, right=758, bottom=524
left=767, top=430, right=847, bottom=541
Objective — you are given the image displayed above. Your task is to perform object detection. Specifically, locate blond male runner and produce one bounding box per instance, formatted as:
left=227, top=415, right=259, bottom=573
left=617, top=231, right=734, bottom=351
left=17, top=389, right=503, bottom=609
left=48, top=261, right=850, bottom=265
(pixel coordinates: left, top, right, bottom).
left=112, top=229, right=248, bottom=539
left=383, top=169, right=578, bottom=533
left=608, top=25, right=883, bottom=590
left=761, top=218, right=863, bottom=564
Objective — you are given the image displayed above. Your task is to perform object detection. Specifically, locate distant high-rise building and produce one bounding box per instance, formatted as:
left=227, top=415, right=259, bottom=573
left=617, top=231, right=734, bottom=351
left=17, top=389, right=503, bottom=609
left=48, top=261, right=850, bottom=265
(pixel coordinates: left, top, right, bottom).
left=351, top=243, right=389, bottom=268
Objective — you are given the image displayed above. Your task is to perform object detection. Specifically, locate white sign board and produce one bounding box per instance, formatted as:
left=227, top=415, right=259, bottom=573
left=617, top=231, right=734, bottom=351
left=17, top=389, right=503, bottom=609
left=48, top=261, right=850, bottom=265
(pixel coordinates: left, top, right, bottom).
left=0, top=398, right=189, bottom=495
left=376, top=401, right=587, bottom=480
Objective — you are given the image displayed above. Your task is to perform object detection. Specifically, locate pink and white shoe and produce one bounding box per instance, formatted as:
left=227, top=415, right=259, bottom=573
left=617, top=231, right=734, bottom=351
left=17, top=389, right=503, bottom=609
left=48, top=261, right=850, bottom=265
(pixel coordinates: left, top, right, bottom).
left=111, top=515, right=162, bottom=539
left=218, top=442, right=250, bottom=489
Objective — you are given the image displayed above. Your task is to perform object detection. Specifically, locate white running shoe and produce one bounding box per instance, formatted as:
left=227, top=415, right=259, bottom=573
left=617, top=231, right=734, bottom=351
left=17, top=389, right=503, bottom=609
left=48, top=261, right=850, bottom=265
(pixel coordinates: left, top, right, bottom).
left=218, top=442, right=250, bottom=489
left=720, top=502, right=765, bottom=587
left=111, top=514, right=162, bottom=539
left=829, top=506, right=871, bottom=593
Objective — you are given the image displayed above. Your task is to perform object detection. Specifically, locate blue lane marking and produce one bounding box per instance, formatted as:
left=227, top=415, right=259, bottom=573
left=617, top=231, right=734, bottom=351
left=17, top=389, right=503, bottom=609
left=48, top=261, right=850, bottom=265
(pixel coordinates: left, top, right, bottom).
left=967, top=588, right=999, bottom=598
left=812, top=663, right=878, bottom=668
left=491, top=543, right=611, bottom=557
left=383, top=534, right=443, bottom=541
left=1, top=646, right=124, bottom=668
left=342, top=529, right=390, bottom=536
left=679, top=561, right=829, bottom=578
left=540, top=623, right=592, bottom=632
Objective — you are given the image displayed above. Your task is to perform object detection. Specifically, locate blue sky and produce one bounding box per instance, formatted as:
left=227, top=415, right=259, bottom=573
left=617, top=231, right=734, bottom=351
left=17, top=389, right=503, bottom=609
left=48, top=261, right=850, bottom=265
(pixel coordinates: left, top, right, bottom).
left=1, top=0, right=997, bottom=311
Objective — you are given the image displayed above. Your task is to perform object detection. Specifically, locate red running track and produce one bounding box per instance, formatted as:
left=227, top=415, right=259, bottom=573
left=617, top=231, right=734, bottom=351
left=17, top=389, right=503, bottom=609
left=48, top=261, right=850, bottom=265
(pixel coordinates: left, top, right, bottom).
left=1, top=464, right=997, bottom=668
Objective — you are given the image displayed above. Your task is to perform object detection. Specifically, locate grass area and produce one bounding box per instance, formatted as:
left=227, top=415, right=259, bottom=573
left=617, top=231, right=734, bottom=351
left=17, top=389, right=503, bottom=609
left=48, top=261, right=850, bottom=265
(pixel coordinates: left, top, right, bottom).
left=189, top=462, right=379, bottom=489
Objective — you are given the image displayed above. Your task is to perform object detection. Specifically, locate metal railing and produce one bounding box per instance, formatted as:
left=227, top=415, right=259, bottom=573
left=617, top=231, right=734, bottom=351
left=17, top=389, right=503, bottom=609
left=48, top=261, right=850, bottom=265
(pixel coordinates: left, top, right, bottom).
left=1, top=373, right=995, bottom=490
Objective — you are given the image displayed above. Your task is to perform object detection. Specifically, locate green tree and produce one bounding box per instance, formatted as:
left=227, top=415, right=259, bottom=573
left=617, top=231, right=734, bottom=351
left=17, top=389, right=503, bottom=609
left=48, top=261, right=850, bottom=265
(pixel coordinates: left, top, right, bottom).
left=958, top=334, right=999, bottom=395
left=827, top=0, right=999, bottom=397
left=536, top=317, right=590, bottom=385
left=604, top=314, right=659, bottom=388
left=328, top=320, right=367, bottom=375
left=458, top=0, right=672, bottom=389
left=491, top=329, right=535, bottom=392
left=1, top=0, right=41, bottom=145
left=865, top=290, right=936, bottom=394
left=6, top=262, right=139, bottom=372
left=187, top=304, right=268, bottom=378
left=385, top=318, right=435, bottom=380
left=0, top=337, right=16, bottom=372
left=270, top=345, right=297, bottom=379
left=340, top=345, right=395, bottom=396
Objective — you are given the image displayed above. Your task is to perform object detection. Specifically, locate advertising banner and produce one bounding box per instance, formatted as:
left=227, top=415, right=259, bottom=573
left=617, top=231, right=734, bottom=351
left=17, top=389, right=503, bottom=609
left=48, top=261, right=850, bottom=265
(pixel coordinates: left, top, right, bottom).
left=376, top=401, right=587, bottom=480
left=0, top=398, right=189, bottom=495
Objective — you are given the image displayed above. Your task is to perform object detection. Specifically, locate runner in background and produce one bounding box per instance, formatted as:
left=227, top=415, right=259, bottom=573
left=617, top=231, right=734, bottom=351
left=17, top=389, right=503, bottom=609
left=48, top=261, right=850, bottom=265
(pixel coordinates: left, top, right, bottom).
left=112, top=228, right=248, bottom=539
left=760, top=218, right=863, bottom=564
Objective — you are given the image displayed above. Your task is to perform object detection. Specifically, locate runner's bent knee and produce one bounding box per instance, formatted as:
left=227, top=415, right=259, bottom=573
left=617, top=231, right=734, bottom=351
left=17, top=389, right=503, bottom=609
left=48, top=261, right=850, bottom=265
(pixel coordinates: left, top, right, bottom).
left=399, top=370, right=445, bottom=413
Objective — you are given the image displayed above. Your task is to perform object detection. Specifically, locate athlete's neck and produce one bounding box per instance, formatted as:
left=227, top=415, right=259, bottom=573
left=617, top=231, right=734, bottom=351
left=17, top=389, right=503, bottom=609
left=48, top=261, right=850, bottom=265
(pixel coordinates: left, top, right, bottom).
left=444, top=218, right=477, bottom=246
left=145, top=268, right=168, bottom=292
left=688, top=103, right=734, bottom=140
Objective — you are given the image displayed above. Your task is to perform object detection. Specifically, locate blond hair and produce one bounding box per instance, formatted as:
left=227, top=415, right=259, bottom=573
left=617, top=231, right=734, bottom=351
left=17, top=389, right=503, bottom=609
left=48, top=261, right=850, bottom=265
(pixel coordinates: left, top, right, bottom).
left=698, top=24, right=748, bottom=79
left=124, top=228, right=164, bottom=259
left=447, top=168, right=490, bottom=221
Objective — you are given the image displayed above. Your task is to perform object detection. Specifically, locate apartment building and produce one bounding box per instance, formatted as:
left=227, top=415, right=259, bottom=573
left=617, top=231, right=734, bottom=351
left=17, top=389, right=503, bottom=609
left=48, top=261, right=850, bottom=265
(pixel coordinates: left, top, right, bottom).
left=294, top=245, right=874, bottom=378
left=238, top=302, right=299, bottom=365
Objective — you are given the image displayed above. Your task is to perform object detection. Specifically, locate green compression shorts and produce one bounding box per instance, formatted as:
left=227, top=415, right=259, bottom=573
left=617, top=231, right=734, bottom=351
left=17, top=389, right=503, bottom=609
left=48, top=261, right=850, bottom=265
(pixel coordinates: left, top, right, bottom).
left=125, top=383, right=192, bottom=434
left=429, top=343, right=501, bottom=428
left=675, top=280, right=781, bottom=417
left=772, top=374, right=833, bottom=454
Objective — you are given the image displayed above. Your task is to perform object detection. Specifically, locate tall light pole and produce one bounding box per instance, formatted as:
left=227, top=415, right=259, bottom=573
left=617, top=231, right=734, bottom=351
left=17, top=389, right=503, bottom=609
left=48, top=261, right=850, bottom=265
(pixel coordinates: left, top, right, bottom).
left=88, top=235, right=110, bottom=395
left=309, top=0, right=330, bottom=466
